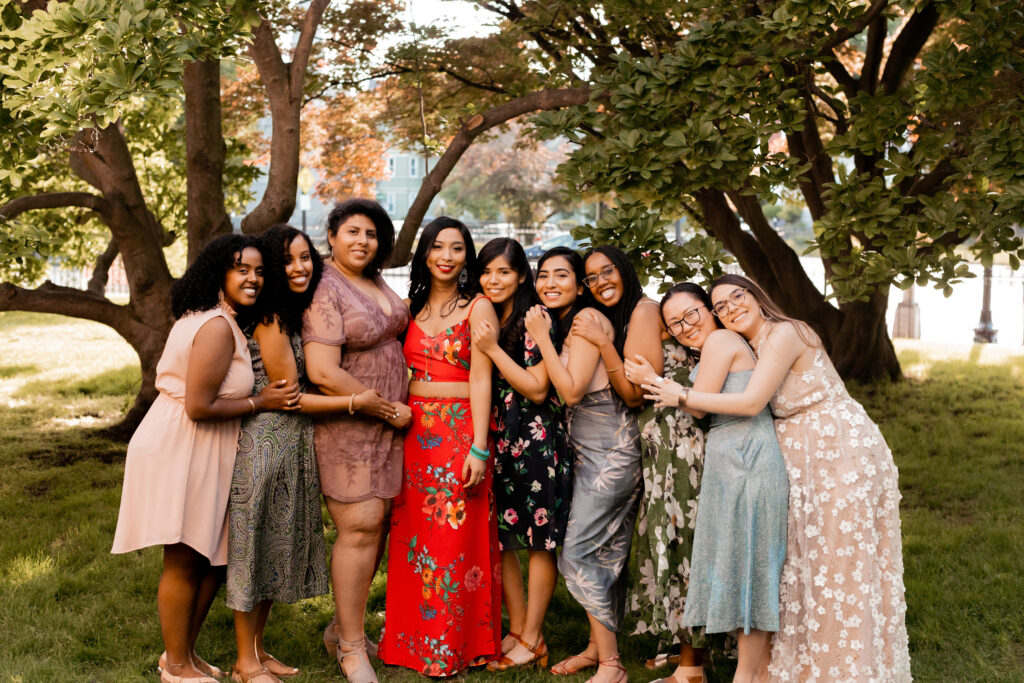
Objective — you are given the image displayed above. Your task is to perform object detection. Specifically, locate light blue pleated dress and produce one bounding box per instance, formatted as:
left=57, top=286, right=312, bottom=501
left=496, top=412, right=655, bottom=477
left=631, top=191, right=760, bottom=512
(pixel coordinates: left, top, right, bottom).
left=680, top=363, right=789, bottom=634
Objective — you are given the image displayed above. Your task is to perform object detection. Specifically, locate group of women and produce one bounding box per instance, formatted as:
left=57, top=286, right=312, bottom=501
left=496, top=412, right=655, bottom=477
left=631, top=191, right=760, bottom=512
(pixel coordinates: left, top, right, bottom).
left=112, top=197, right=911, bottom=683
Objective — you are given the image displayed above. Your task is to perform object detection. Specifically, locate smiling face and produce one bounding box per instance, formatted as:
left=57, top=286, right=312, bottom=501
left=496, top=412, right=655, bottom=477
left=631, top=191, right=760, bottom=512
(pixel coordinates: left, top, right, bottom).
left=328, top=213, right=378, bottom=277
left=426, top=227, right=468, bottom=284
left=479, top=253, right=524, bottom=308
left=221, top=246, right=263, bottom=311
left=583, top=252, right=623, bottom=306
left=662, top=291, right=715, bottom=349
left=710, top=283, right=761, bottom=339
left=283, top=234, right=315, bottom=294
left=535, top=255, right=582, bottom=316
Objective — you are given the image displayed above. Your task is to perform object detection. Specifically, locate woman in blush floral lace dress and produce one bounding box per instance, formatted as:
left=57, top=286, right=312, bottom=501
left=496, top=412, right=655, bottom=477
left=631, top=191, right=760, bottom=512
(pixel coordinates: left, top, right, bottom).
left=648, top=274, right=911, bottom=683
left=472, top=238, right=572, bottom=672
left=377, top=218, right=501, bottom=676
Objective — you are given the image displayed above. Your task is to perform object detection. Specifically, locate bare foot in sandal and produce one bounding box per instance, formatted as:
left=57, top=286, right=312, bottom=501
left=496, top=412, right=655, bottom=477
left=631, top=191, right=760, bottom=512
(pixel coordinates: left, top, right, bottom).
left=550, top=639, right=599, bottom=676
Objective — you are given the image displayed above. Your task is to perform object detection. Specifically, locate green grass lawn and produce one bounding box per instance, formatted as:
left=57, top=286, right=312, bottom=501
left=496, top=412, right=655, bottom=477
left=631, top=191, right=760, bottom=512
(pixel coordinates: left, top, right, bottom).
left=1, top=312, right=1023, bottom=681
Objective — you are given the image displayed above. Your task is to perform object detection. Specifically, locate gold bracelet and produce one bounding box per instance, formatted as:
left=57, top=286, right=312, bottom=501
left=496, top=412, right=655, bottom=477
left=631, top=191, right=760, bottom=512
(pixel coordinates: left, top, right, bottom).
left=677, top=387, right=689, bottom=407
left=607, top=364, right=623, bottom=374
left=348, top=394, right=356, bottom=414
left=247, top=397, right=256, bottom=415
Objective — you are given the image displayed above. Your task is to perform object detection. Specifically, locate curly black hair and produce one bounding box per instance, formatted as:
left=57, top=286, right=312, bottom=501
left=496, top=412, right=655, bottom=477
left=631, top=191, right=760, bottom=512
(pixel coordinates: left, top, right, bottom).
left=171, top=233, right=264, bottom=323
left=582, top=245, right=644, bottom=357
left=325, top=198, right=395, bottom=279
left=408, top=216, right=479, bottom=319
left=251, top=225, right=324, bottom=336
left=477, top=238, right=541, bottom=358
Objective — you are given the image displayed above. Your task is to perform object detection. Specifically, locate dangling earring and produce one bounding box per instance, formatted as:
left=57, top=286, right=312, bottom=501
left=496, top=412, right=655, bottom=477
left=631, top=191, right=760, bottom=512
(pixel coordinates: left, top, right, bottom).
left=458, top=268, right=468, bottom=287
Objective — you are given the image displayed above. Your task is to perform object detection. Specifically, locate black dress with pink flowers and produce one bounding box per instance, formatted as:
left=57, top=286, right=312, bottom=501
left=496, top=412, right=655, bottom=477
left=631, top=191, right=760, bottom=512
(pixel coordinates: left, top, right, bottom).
left=491, top=328, right=573, bottom=551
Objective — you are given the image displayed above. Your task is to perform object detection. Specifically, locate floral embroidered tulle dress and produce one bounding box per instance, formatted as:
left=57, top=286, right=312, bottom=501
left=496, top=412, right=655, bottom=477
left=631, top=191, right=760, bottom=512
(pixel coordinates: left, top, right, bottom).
left=378, top=300, right=501, bottom=675
left=492, top=328, right=572, bottom=551
left=630, top=339, right=707, bottom=648
left=766, top=348, right=911, bottom=683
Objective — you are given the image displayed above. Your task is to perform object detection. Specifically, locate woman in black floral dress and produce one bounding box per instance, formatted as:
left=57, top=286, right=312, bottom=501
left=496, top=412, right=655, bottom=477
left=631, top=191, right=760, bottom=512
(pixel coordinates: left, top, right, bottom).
left=472, top=238, right=573, bottom=671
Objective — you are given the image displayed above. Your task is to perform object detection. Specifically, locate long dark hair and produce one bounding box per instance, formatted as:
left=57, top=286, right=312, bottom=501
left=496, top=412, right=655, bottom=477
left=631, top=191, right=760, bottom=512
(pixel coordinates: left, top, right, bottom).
left=408, top=216, right=479, bottom=318
left=171, top=234, right=264, bottom=324
left=582, top=245, right=644, bottom=356
left=253, top=224, right=324, bottom=336
left=325, top=198, right=394, bottom=280
left=709, top=273, right=820, bottom=348
left=660, top=282, right=723, bottom=352
left=478, top=238, right=541, bottom=357
left=536, top=246, right=591, bottom=350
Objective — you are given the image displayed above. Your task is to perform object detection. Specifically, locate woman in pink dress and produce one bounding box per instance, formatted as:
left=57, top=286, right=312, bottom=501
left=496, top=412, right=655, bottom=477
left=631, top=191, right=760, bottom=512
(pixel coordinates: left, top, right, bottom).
left=641, top=274, right=911, bottom=683
left=303, top=199, right=411, bottom=683
left=112, top=234, right=300, bottom=683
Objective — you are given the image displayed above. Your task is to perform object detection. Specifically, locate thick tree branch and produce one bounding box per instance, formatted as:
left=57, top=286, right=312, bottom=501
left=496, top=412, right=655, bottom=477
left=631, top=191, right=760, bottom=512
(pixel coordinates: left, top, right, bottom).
left=881, top=2, right=939, bottom=94
left=289, top=0, right=330, bottom=101
left=0, top=280, right=126, bottom=332
left=824, top=51, right=859, bottom=98
left=87, top=239, right=119, bottom=296
left=905, top=157, right=956, bottom=197
left=0, top=191, right=112, bottom=221
left=824, top=0, right=889, bottom=50
left=390, top=87, right=594, bottom=266
left=184, top=59, right=232, bottom=262
left=243, top=7, right=326, bottom=234
left=861, top=14, right=886, bottom=93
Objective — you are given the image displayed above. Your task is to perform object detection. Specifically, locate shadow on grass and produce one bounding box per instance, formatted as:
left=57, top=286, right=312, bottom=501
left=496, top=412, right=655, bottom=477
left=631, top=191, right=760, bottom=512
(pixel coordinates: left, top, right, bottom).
left=16, top=364, right=141, bottom=399
left=0, top=363, right=39, bottom=378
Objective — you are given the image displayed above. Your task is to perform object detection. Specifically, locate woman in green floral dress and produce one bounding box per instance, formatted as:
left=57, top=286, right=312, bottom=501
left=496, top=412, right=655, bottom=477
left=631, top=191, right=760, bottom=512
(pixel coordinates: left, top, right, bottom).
left=629, top=335, right=709, bottom=683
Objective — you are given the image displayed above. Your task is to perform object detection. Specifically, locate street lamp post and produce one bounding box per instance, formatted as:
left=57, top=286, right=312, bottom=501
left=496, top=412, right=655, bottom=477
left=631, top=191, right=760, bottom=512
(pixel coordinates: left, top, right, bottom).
left=973, top=265, right=997, bottom=343
left=297, top=167, right=315, bottom=230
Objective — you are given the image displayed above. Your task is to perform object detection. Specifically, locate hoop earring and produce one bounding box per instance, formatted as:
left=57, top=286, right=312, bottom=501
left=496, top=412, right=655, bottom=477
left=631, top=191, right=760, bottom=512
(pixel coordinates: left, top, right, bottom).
left=760, top=306, right=769, bottom=320
left=458, top=268, right=468, bottom=287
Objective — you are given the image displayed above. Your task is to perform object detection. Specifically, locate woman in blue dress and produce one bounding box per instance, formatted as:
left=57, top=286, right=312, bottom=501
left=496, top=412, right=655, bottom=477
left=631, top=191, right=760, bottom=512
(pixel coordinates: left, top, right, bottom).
left=629, top=283, right=788, bottom=683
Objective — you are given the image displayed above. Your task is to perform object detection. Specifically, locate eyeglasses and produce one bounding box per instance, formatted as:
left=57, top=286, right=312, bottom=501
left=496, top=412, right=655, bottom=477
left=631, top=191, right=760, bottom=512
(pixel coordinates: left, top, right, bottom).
left=582, top=264, right=616, bottom=288
left=711, top=288, right=748, bottom=317
left=666, top=306, right=706, bottom=336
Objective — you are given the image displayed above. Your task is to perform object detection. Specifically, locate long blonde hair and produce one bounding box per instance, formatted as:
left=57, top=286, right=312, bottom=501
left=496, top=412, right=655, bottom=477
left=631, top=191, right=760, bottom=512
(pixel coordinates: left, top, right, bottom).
left=709, top=274, right=821, bottom=349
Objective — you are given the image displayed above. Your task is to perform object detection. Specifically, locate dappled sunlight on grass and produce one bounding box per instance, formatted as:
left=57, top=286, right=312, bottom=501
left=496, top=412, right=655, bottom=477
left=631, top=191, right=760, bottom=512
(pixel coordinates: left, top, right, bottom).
left=4, top=553, right=56, bottom=587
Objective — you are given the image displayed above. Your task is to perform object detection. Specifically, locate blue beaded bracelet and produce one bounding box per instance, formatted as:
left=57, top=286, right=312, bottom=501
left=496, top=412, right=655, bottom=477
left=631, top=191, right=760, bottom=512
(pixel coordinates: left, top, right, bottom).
left=469, top=444, right=490, bottom=462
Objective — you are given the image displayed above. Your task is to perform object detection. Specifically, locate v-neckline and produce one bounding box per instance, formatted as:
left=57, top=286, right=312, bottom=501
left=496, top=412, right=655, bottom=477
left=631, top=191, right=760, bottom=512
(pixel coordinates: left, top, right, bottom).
left=332, top=265, right=394, bottom=318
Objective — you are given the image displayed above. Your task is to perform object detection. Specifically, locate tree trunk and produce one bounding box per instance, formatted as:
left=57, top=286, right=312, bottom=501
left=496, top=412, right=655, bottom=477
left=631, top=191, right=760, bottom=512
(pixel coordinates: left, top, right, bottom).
left=184, top=59, right=232, bottom=262
left=828, top=290, right=902, bottom=382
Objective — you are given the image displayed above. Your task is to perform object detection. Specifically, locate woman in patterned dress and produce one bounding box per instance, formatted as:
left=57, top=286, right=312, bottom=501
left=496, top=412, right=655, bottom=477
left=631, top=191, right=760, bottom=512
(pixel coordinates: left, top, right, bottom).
left=112, top=235, right=300, bottom=683
left=636, top=283, right=789, bottom=683
left=665, top=274, right=911, bottom=683
left=628, top=327, right=709, bottom=683
left=472, top=238, right=573, bottom=671
left=303, top=200, right=412, bottom=683
left=524, top=247, right=640, bottom=683
left=552, top=245, right=663, bottom=683
left=378, top=217, right=502, bottom=676
left=226, top=225, right=395, bottom=683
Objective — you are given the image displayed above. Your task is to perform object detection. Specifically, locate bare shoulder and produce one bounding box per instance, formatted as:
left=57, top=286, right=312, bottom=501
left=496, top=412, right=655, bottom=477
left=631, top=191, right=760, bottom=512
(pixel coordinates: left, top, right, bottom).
left=706, top=327, right=747, bottom=352
left=765, top=320, right=808, bottom=347
left=469, top=295, right=497, bottom=322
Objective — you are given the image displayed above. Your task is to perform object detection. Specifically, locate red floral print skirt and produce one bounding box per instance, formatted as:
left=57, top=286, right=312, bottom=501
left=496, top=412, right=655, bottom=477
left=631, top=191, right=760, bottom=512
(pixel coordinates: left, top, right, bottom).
left=379, top=396, right=501, bottom=676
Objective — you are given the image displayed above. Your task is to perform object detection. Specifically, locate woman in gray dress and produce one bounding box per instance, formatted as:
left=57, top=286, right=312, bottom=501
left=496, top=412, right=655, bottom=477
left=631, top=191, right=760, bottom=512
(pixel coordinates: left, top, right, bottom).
left=226, top=226, right=395, bottom=683
left=525, top=247, right=641, bottom=683
left=631, top=283, right=788, bottom=683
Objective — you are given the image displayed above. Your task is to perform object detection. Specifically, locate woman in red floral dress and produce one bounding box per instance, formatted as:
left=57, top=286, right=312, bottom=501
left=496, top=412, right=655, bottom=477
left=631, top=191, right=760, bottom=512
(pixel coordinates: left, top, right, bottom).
left=378, top=217, right=502, bottom=676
